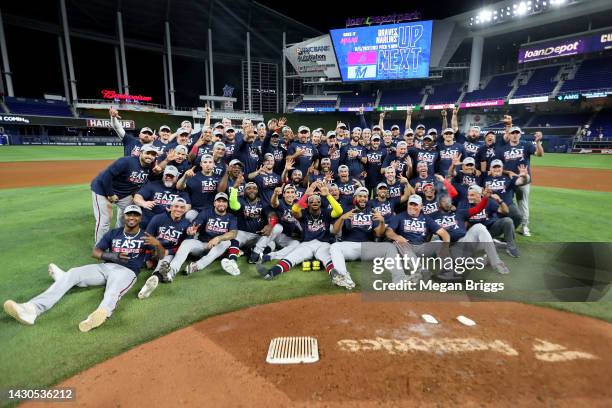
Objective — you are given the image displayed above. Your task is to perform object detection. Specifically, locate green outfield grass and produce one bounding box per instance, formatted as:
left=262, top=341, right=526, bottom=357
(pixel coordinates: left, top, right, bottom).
left=2, top=146, right=612, bottom=169
left=0, top=146, right=122, bottom=162
left=0, top=183, right=610, bottom=396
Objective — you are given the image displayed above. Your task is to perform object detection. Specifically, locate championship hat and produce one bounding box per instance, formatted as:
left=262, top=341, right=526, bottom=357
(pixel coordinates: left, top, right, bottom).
left=163, top=165, right=179, bottom=177
left=229, top=159, right=243, bottom=167
left=159, top=125, right=171, bottom=132
left=298, top=125, right=310, bottom=133
left=509, top=126, right=522, bottom=134
left=463, top=157, right=476, bottom=165
left=408, top=195, right=423, bottom=205
left=174, top=145, right=188, bottom=155
left=140, top=127, right=153, bottom=134
left=391, top=125, right=400, bottom=131
left=124, top=205, right=142, bottom=215
left=491, top=159, right=504, bottom=168
left=214, top=192, right=229, bottom=201
left=140, top=144, right=158, bottom=154
left=353, top=187, right=369, bottom=196
left=468, top=185, right=483, bottom=195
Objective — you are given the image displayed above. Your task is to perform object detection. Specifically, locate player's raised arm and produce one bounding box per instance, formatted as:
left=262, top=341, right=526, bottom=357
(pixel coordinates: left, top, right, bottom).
left=109, top=107, right=126, bottom=139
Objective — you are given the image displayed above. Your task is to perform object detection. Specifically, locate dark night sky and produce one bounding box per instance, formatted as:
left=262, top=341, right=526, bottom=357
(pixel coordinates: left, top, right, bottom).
left=256, top=0, right=501, bottom=32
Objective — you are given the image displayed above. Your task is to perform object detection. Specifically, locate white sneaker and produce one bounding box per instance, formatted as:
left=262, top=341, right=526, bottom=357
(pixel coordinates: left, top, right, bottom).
left=494, top=261, right=511, bottom=275
left=521, top=226, right=531, bottom=237
left=4, top=300, right=37, bottom=325
left=48, top=263, right=65, bottom=282
left=185, top=262, right=199, bottom=275
left=138, top=275, right=159, bottom=299
left=221, top=259, right=241, bottom=276
left=78, top=308, right=109, bottom=332
left=344, top=274, right=356, bottom=289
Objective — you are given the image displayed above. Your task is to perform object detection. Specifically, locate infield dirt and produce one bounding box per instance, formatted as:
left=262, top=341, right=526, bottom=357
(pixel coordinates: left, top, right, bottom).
left=2, top=161, right=612, bottom=192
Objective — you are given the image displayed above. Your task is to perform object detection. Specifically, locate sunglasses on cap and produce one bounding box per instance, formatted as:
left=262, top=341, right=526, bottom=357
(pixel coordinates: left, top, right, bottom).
left=464, top=163, right=475, bottom=167
left=299, top=130, right=309, bottom=134
left=226, top=129, right=235, bottom=133
left=141, top=131, right=153, bottom=135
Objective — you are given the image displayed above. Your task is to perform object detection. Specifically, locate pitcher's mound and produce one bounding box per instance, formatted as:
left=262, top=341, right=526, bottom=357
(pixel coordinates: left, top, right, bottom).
left=33, top=294, right=612, bottom=407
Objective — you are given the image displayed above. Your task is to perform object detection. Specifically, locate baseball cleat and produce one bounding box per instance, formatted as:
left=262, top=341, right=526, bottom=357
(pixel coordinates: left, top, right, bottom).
left=256, top=262, right=274, bottom=280
left=158, top=260, right=171, bottom=282
left=48, top=263, right=65, bottom=282
left=329, top=269, right=351, bottom=289
left=248, top=251, right=261, bottom=264
left=221, top=258, right=241, bottom=276
left=506, top=246, right=521, bottom=258
left=493, top=239, right=507, bottom=248
left=302, top=261, right=312, bottom=272
left=3, top=300, right=37, bottom=325
left=312, top=260, right=321, bottom=271
left=343, top=273, right=356, bottom=289
left=520, top=226, right=531, bottom=237
left=494, top=261, right=511, bottom=275
left=185, top=262, right=199, bottom=275
left=78, top=308, right=108, bottom=332
left=138, top=275, right=159, bottom=299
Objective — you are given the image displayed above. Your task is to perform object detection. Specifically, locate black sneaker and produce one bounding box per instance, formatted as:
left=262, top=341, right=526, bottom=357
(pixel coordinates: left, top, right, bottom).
left=256, top=262, right=274, bottom=280
left=248, top=251, right=261, bottom=264
left=506, top=246, right=520, bottom=258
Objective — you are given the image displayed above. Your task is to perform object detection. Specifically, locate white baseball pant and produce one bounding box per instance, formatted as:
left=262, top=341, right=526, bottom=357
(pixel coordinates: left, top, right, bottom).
left=169, top=238, right=231, bottom=274
left=91, top=192, right=133, bottom=244
left=29, top=263, right=137, bottom=317
left=264, top=224, right=300, bottom=259
left=455, top=223, right=502, bottom=266
left=235, top=230, right=272, bottom=255
left=331, top=241, right=404, bottom=282
left=515, top=183, right=531, bottom=227
left=282, top=239, right=332, bottom=266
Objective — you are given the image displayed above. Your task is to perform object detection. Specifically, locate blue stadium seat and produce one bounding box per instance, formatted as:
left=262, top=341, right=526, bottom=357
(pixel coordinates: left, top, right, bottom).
left=338, top=94, right=376, bottom=110
left=427, top=82, right=464, bottom=105
left=559, top=56, right=612, bottom=94
left=589, top=109, right=612, bottom=138
left=513, top=66, right=560, bottom=97
left=378, top=87, right=423, bottom=106
left=530, top=112, right=591, bottom=127
left=5, top=97, right=73, bottom=117
left=462, top=73, right=516, bottom=102
left=293, top=100, right=336, bottom=112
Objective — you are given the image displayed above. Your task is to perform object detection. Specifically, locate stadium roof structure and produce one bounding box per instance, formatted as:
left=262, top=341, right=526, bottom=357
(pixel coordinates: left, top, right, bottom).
left=2, top=0, right=321, bottom=64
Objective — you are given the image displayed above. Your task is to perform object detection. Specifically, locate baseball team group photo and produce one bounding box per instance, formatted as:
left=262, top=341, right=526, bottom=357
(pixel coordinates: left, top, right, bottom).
left=1, top=0, right=611, bottom=406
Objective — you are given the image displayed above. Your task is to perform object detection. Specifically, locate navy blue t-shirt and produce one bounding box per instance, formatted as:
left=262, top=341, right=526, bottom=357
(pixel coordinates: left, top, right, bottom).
left=466, top=200, right=500, bottom=228
left=152, top=139, right=173, bottom=156
left=136, top=180, right=191, bottom=224
left=436, top=142, right=465, bottom=176
left=408, top=148, right=439, bottom=176
left=452, top=170, right=482, bottom=204
left=456, top=132, right=483, bottom=159
left=336, top=179, right=358, bottom=209
left=387, top=212, right=441, bottom=245
left=340, top=144, right=366, bottom=179
left=288, top=141, right=319, bottom=174
left=275, top=199, right=300, bottom=236
left=476, top=143, right=498, bottom=171
left=96, top=227, right=151, bottom=274
left=318, top=144, right=341, bottom=173
left=382, top=152, right=410, bottom=177
left=253, top=172, right=282, bottom=206
left=483, top=175, right=517, bottom=205
left=185, top=172, right=221, bottom=210
left=365, top=147, right=386, bottom=187
left=371, top=197, right=400, bottom=222
left=421, top=196, right=439, bottom=216
left=122, top=134, right=142, bottom=157
left=233, top=133, right=260, bottom=175
left=299, top=207, right=334, bottom=242
left=497, top=141, right=536, bottom=174
left=91, top=156, right=152, bottom=199
left=233, top=197, right=267, bottom=233
left=193, top=209, right=238, bottom=242
left=430, top=208, right=470, bottom=242
left=410, top=175, right=436, bottom=195
left=341, top=207, right=380, bottom=242
left=145, top=212, right=192, bottom=254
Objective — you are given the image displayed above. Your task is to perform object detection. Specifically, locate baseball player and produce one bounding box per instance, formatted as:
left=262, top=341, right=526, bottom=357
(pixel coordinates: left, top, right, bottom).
left=476, top=131, right=500, bottom=172
left=385, top=194, right=457, bottom=281
left=382, top=140, right=411, bottom=177
left=149, top=145, right=191, bottom=181
left=318, top=131, right=341, bottom=173
left=228, top=182, right=278, bottom=263
left=223, top=127, right=238, bottom=160
left=232, top=124, right=261, bottom=174
left=408, top=132, right=438, bottom=176
left=137, top=198, right=193, bottom=299
left=436, top=128, right=465, bottom=177
left=483, top=160, right=531, bottom=228
left=335, top=165, right=362, bottom=209
left=498, top=126, right=544, bottom=236
left=329, top=187, right=386, bottom=288
left=409, top=162, right=436, bottom=195
left=261, top=184, right=302, bottom=261
left=451, top=107, right=483, bottom=159
left=153, top=125, right=174, bottom=155
left=287, top=126, right=319, bottom=174
left=90, top=144, right=160, bottom=244
left=383, top=166, right=408, bottom=200
left=225, top=159, right=246, bottom=196
left=449, top=155, right=482, bottom=205
left=109, top=108, right=154, bottom=157
left=340, top=128, right=367, bottom=180
left=464, top=185, right=520, bottom=257
left=169, top=192, right=241, bottom=276
left=189, top=126, right=215, bottom=163
left=256, top=182, right=345, bottom=287
left=248, top=153, right=282, bottom=206
left=430, top=194, right=510, bottom=275
left=4, top=205, right=164, bottom=331
left=178, top=154, right=224, bottom=222
left=364, top=134, right=386, bottom=191
left=133, top=165, right=191, bottom=227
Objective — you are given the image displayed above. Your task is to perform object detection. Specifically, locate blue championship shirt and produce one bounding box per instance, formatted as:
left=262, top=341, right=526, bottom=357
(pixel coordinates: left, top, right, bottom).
left=96, top=227, right=151, bottom=274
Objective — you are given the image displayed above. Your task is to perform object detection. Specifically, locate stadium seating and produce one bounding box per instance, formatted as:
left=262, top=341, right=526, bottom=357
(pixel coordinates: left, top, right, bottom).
left=558, top=56, right=612, bottom=94
left=426, top=82, right=464, bottom=105
left=530, top=112, right=591, bottom=127
left=513, top=66, right=560, bottom=97
left=589, top=109, right=612, bottom=138
left=378, top=87, right=424, bottom=107
left=462, top=73, right=516, bottom=102
left=338, top=94, right=377, bottom=111
left=5, top=97, right=74, bottom=117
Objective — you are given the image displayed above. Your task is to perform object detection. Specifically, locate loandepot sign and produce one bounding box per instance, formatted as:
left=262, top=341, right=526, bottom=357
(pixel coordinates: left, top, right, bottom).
left=518, top=28, right=612, bottom=63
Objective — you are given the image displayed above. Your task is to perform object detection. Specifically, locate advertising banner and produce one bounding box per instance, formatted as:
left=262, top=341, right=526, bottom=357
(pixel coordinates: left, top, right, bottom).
left=330, top=20, right=433, bottom=81
left=285, top=35, right=340, bottom=78
left=518, top=28, right=612, bottom=63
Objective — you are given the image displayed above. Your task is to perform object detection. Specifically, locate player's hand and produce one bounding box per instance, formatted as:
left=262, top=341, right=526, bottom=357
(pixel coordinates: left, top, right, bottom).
left=359, top=105, right=364, bottom=115
left=490, top=193, right=502, bottom=203
left=184, top=166, right=197, bottom=178
left=109, top=107, right=121, bottom=119
left=435, top=174, right=445, bottom=182
left=259, top=224, right=274, bottom=236
left=207, top=237, right=221, bottom=249
left=341, top=209, right=356, bottom=220
left=143, top=232, right=161, bottom=247
left=166, top=149, right=177, bottom=162
left=452, top=106, right=459, bottom=116
left=142, top=201, right=156, bottom=210
left=319, top=182, right=330, bottom=197
left=503, top=115, right=512, bottom=126
left=306, top=181, right=319, bottom=195
left=294, top=148, right=304, bottom=157
left=273, top=186, right=283, bottom=197
left=379, top=112, right=386, bottom=119
left=399, top=176, right=409, bottom=184
left=234, top=172, right=244, bottom=187
left=451, top=153, right=462, bottom=166
left=394, top=236, right=408, bottom=244
left=204, top=104, right=212, bottom=114
left=372, top=210, right=384, bottom=223
left=324, top=172, right=334, bottom=183
left=406, top=106, right=412, bottom=115
left=441, top=110, right=447, bottom=118
left=187, top=223, right=200, bottom=236
left=483, top=187, right=492, bottom=198
left=518, top=164, right=529, bottom=177
left=107, top=195, right=119, bottom=203
left=118, top=252, right=130, bottom=262
left=534, top=131, right=543, bottom=142
left=278, top=117, right=287, bottom=128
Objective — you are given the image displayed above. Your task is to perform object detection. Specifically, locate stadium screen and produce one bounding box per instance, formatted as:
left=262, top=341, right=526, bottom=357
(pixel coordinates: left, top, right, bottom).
left=330, top=20, right=433, bottom=82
